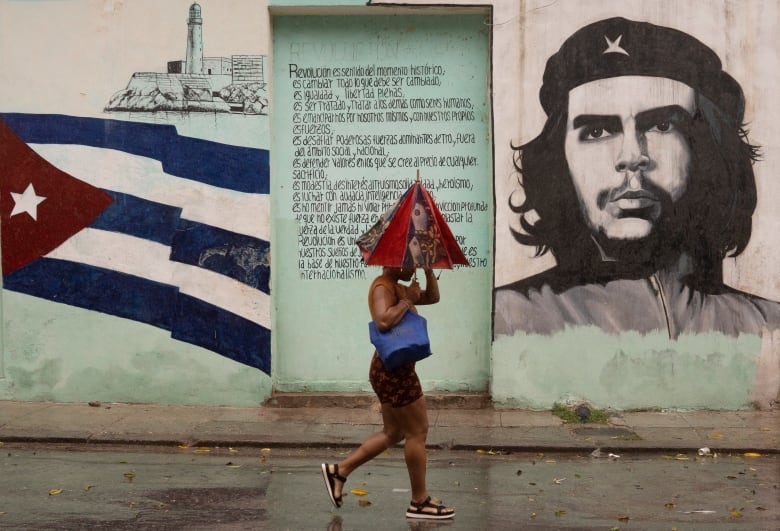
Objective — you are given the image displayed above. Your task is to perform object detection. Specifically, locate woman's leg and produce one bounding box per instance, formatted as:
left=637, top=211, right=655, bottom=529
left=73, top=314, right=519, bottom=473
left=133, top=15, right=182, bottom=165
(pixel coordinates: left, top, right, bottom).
left=393, top=395, right=430, bottom=502
left=329, top=403, right=404, bottom=499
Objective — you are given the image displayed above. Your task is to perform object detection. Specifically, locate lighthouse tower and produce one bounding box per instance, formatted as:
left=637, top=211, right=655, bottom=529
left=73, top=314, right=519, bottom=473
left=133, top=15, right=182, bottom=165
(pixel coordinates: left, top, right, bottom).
left=185, top=3, right=203, bottom=74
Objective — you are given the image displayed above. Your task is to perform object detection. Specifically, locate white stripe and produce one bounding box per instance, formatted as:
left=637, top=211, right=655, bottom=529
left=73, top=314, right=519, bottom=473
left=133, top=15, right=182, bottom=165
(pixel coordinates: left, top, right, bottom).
left=45, top=228, right=270, bottom=328
left=29, top=144, right=270, bottom=242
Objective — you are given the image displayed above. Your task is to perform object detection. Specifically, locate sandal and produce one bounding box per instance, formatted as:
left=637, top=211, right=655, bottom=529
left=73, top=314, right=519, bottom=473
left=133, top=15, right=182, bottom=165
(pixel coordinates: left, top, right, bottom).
left=406, top=496, right=455, bottom=519
left=321, top=463, right=347, bottom=508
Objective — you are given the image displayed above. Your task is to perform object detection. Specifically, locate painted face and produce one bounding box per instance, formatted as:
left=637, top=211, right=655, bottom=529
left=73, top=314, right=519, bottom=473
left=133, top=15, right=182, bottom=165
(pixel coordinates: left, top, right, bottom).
left=564, top=76, right=696, bottom=242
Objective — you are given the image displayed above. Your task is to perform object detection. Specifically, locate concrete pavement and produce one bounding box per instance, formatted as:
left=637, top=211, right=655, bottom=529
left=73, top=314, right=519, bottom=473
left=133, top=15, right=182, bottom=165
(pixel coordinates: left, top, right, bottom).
left=0, top=395, right=777, bottom=454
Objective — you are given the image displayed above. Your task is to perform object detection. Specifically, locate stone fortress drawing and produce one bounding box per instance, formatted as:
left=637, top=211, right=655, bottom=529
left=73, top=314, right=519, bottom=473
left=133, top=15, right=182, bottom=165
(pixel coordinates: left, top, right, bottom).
left=105, top=2, right=268, bottom=114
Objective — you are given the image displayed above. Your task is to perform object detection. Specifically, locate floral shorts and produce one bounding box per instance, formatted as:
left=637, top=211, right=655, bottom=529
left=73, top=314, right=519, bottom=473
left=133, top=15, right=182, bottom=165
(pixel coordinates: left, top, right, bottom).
left=369, top=352, right=423, bottom=408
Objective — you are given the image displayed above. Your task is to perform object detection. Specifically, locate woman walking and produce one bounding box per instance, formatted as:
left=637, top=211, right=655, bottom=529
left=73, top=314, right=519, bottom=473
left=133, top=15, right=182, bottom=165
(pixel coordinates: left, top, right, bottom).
left=321, top=266, right=455, bottom=520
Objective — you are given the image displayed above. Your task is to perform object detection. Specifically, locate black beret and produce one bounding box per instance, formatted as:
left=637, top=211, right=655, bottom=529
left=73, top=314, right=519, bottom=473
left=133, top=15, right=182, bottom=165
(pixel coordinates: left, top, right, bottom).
left=539, top=17, right=744, bottom=126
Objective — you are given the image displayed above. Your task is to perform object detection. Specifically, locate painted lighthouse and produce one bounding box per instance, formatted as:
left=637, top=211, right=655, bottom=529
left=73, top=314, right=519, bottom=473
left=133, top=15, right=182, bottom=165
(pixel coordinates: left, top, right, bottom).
left=185, top=2, right=204, bottom=74
left=105, top=2, right=268, bottom=114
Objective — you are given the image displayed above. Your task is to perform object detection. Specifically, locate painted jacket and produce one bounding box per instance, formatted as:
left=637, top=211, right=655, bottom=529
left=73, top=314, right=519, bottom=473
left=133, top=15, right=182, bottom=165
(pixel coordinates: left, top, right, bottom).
left=494, top=253, right=780, bottom=339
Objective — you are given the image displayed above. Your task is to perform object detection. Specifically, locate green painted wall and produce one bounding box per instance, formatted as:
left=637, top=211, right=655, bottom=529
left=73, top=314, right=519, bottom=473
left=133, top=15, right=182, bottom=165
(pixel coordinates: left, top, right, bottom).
left=271, top=14, right=493, bottom=393
left=492, top=329, right=765, bottom=410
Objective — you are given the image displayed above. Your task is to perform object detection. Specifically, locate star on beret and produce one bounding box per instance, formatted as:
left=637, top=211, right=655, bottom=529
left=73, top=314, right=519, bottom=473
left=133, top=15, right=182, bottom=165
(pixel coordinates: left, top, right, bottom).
left=603, top=34, right=629, bottom=56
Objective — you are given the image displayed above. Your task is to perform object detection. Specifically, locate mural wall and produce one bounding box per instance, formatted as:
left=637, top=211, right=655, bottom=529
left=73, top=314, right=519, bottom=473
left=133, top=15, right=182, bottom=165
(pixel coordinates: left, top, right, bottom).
left=0, top=0, right=273, bottom=405
left=488, top=0, right=780, bottom=409
left=2, top=0, right=778, bottom=410
left=270, top=12, right=493, bottom=394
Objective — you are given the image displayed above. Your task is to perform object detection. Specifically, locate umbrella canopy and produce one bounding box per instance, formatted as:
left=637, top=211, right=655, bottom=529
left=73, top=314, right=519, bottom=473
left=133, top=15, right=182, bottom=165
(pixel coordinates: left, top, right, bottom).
left=356, top=176, right=469, bottom=269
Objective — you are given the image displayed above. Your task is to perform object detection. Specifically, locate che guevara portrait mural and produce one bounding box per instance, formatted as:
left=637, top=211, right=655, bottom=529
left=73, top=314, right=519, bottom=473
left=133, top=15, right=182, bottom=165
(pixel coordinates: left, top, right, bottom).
left=492, top=13, right=780, bottom=408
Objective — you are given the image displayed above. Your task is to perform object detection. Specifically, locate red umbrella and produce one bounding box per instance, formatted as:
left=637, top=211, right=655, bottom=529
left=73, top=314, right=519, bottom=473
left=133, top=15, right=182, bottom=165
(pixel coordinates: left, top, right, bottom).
left=356, top=173, right=468, bottom=269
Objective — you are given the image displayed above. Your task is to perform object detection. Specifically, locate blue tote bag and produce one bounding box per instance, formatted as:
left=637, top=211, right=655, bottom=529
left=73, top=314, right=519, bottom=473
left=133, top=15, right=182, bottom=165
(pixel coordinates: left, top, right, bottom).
left=369, top=311, right=432, bottom=369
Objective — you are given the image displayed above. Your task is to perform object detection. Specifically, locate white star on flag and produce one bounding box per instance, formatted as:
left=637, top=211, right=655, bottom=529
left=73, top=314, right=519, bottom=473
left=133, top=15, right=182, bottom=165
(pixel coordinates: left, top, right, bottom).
left=10, top=183, right=47, bottom=221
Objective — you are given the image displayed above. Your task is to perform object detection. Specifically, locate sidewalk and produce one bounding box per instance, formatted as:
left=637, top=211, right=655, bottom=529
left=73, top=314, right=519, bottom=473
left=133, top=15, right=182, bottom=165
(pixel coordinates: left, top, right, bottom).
left=0, top=398, right=777, bottom=454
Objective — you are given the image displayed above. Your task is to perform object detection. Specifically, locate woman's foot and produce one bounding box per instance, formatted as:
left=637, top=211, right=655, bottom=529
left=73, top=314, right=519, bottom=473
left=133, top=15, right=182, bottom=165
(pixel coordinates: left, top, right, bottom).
left=406, top=496, right=455, bottom=519
left=321, top=463, right=347, bottom=508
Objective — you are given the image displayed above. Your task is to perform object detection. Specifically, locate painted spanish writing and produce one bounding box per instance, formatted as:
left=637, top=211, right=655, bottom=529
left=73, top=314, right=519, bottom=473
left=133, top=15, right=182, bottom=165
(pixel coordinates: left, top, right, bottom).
left=286, top=60, right=488, bottom=278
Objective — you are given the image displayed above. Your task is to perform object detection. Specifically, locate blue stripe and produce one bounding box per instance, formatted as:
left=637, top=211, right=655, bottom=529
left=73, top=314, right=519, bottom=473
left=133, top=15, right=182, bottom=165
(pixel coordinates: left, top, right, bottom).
left=89, top=192, right=269, bottom=292
left=92, top=191, right=182, bottom=246
left=170, top=221, right=270, bottom=293
left=3, top=258, right=176, bottom=330
left=4, top=258, right=271, bottom=374
left=0, top=113, right=269, bottom=194
left=173, top=294, right=271, bottom=374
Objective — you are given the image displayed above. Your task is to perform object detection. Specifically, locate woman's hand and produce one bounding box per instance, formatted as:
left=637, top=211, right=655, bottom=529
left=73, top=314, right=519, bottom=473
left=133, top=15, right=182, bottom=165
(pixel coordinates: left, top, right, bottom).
left=406, top=279, right=422, bottom=304
left=416, top=268, right=440, bottom=305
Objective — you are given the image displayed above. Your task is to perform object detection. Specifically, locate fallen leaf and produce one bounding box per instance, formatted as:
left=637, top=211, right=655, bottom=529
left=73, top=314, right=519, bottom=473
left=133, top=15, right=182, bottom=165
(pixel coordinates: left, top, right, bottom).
left=674, top=454, right=689, bottom=461
left=350, top=488, right=369, bottom=496
left=260, top=448, right=272, bottom=454
left=476, top=449, right=495, bottom=455
left=84, top=485, right=94, bottom=492
left=617, top=515, right=630, bottom=522
left=756, top=506, right=766, bottom=511
left=664, top=502, right=675, bottom=509
left=129, top=502, right=138, bottom=508
left=193, top=447, right=210, bottom=454
left=709, top=433, right=723, bottom=438
left=743, top=452, right=761, bottom=458
left=178, top=445, right=189, bottom=450
left=530, top=512, right=536, bottom=519
left=358, top=499, right=372, bottom=507
left=123, top=472, right=136, bottom=482
left=229, top=448, right=239, bottom=454
left=48, top=489, right=62, bottom=496
left=730, top=510, right=743, bottom=518
left=555, top=510, right=566, bottom=517
left=544, top=459, right=557, bottom=464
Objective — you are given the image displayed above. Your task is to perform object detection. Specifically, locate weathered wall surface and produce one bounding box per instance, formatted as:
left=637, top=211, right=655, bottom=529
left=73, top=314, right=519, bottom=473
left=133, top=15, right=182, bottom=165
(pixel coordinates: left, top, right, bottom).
left=0, top=0, right=273, bottom=406
left=2, top=0, right=777, bottom=410
left=485, top=0, right=780, bottom=409
left=269, top=12, right=494, bottom=395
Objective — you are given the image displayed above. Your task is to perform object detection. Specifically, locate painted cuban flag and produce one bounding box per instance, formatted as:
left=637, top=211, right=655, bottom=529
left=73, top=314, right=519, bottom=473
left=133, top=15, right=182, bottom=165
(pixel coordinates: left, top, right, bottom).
left=0, top=113, right=271, bottom=374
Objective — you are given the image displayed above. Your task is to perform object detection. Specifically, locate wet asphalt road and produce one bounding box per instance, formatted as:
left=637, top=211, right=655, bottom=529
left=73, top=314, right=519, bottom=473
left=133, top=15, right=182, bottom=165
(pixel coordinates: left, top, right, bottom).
left=0, top=443, right=777, bottom=530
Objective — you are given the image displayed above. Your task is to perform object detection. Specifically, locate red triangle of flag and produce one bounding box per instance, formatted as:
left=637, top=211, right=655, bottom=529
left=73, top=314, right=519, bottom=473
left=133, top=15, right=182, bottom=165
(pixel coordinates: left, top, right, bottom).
left=1, top=118, right=113, bottom=275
